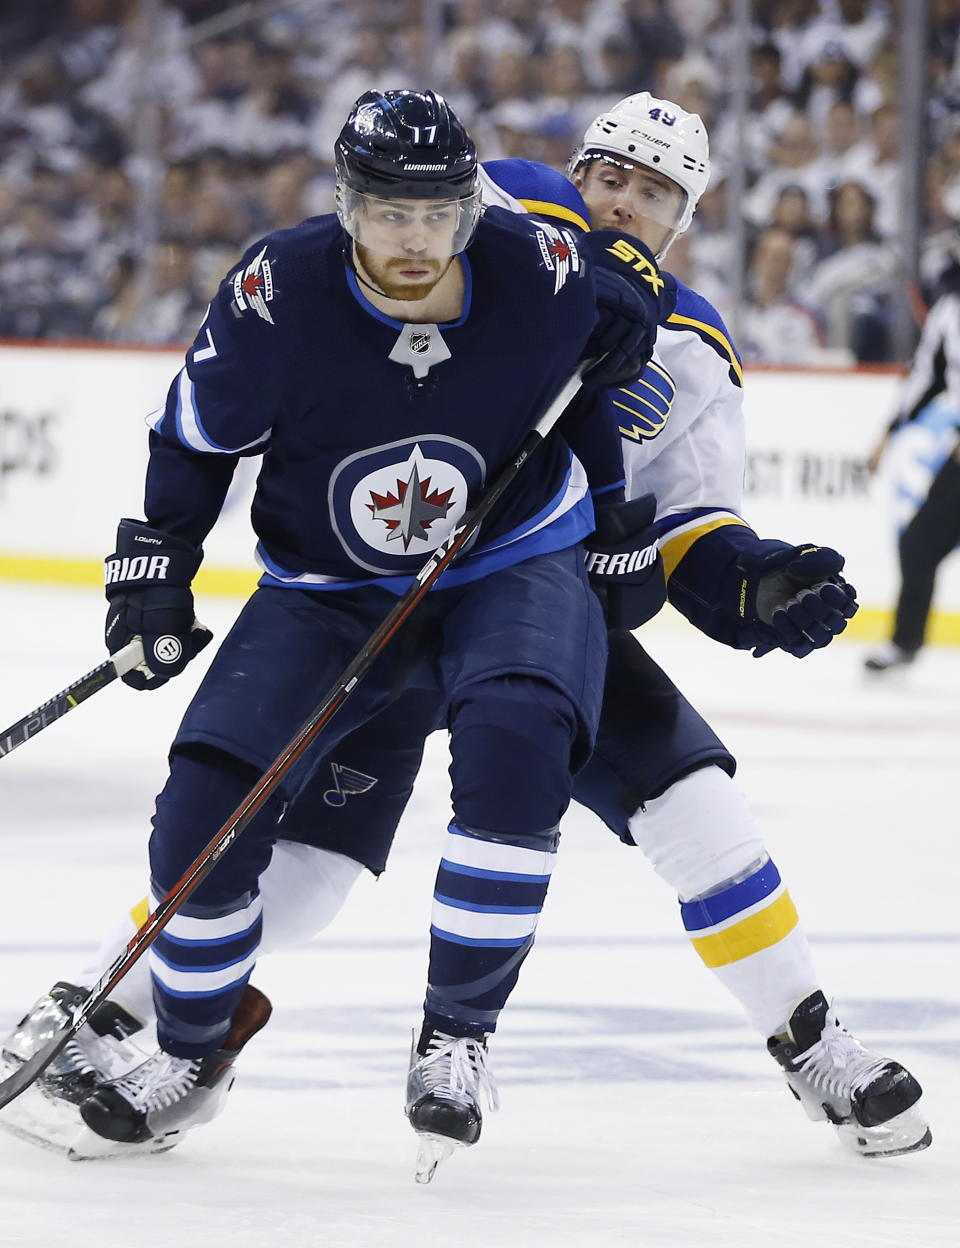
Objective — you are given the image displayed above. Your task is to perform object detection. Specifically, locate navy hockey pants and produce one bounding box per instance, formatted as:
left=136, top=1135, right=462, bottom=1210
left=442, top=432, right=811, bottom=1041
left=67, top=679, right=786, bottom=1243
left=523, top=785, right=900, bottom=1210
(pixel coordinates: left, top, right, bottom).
left=147, top=546, right=606, bottom=1055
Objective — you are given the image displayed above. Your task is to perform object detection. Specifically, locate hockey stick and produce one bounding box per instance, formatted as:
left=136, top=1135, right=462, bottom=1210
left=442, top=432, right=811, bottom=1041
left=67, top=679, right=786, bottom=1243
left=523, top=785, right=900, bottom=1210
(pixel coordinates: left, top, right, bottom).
left=0, top=639, right=144, bottom=762
left=0, top=368, right=588, bottom=1109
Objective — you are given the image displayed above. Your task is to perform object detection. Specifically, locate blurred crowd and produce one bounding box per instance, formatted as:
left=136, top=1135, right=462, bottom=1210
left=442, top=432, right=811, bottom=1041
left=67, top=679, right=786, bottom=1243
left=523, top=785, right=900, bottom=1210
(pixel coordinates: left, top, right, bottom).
left=2, top=0, right=960, bottom=362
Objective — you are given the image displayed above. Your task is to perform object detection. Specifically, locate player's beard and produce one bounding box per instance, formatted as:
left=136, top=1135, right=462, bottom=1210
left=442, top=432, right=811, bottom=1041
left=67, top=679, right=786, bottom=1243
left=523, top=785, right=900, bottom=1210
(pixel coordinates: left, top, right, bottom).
left=355, top=243, right=452, bottom=302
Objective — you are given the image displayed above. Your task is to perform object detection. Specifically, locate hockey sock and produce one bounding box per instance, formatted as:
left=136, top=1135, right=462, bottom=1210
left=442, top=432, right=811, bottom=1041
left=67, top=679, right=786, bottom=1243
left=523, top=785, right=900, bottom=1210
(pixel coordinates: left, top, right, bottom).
left=680, top=856, right=818, bottom=1036
left=424, top=821, right=558, bottom=1038
left=629, top=767, right=818, bottom=1036
left=149, top=887, right=262, bottom=1058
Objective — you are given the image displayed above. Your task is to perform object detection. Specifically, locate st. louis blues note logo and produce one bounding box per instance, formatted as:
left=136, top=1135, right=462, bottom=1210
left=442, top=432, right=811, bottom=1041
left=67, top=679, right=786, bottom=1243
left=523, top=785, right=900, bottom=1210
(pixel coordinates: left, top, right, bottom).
left=233, top=245, right=275, bottom=323
left=533, top=223, right=581, bottom=294
left=323, top=762, right=378, bottom=808
left=329, top=436, right=486, bottom=575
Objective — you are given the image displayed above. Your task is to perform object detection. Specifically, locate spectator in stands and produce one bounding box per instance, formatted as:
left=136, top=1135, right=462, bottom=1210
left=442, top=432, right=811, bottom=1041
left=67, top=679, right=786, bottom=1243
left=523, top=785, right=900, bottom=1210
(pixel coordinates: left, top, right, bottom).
left=806, top=178, right=899, bottom=359
left=0, top=199, right=97, bottom=339
left=745, top=111, right=830, bottom=227
left=741, top=225, right=825, bottom=364
left=796, top=41, right=860, bottom=134
left=770, top=184, right=823, bottom=277
left=845, top=102, right=901, bottom=237
left=820, top=98, right=871, bottom=185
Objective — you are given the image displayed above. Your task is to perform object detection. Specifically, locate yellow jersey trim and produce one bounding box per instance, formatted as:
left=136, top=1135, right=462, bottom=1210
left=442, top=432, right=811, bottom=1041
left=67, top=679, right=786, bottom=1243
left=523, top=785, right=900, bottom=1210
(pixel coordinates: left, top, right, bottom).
left=690, top=891, right=799, bottom=968
left=666, top=312, right=744, bottom=386
left=517, top=199, right=590, bottom=233
left=661, top=517, right=750, bottom=579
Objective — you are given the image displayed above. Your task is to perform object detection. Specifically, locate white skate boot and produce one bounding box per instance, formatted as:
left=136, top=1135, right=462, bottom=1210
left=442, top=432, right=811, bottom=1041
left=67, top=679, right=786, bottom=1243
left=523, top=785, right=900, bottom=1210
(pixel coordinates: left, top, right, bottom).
left=405, top=1024, right=499, bottom=1183
left=0, top=981, right=147, bottom=1157
left=76, top=984, right=272, bottom=1158
left=768, top=991, right=931, bottom=1157
left=863, top=642, right=916, bottom=674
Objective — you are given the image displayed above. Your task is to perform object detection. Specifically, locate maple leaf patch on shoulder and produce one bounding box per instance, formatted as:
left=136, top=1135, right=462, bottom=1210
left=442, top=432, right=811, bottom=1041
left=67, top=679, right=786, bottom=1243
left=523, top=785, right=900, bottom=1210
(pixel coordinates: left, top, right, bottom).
left=232, top=245, right=275, bottom=323
left=532, top=222, right=581, bottom=295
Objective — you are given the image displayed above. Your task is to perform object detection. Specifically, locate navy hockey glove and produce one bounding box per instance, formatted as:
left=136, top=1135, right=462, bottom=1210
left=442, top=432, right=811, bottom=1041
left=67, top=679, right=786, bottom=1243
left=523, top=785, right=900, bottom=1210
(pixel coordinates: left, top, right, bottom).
left=737, top=542, right=859, bottom=659
left=584, top=493, right=665, bottom=630
left=578, top=231, right=677, bottom=388
left=104, top=519, right=212, bottom=690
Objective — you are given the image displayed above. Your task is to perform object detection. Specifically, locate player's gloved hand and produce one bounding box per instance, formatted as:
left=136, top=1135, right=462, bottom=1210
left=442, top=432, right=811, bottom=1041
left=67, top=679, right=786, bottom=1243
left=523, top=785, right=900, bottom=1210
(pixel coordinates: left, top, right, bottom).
left=104, top=519, right=212, bottom=690
left=584, top=493, right=665, bottom=630
left=578, top=230, right=677, bottom=388
left=736, top=541, right=859, bottom=659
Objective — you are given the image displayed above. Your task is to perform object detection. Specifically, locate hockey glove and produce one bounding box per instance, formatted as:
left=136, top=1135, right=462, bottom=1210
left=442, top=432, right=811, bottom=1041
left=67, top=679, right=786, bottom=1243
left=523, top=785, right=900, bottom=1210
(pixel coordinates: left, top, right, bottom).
left=737, top=541, right=859, bottom=659
left=104, top=519, right=212, bottom=690
left=584, top=493, right=665, bottom=631
left=578, top=231, right=677, bottom=388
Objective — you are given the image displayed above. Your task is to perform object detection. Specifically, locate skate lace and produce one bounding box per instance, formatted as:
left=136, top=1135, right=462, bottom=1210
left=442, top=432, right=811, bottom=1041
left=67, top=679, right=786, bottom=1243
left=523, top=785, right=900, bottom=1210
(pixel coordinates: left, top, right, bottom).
left=110, top=1051, right=201, bottom=1112
left=419, top=1033, right=500, bottom=1112
left=53, top=1036, right=99, bottom=1078
left=794, top=1005, right=892, bottom=1099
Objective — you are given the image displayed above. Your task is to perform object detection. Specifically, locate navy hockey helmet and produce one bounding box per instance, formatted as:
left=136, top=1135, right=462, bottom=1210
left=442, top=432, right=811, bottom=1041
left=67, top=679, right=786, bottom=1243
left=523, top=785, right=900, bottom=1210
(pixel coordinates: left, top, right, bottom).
left=336, top=89, right=482, bottom=254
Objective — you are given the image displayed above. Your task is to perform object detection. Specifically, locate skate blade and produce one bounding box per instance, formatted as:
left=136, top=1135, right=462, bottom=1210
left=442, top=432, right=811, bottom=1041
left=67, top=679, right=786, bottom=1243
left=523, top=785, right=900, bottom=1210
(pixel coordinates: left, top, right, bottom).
left=0, top=1079, right=86, bottom=1157
left=837, top=1105, right=932, bottom=1158
left=414, top=1132, right=465, bottom=1184
left=66, top=1126, right=183, bottom=1161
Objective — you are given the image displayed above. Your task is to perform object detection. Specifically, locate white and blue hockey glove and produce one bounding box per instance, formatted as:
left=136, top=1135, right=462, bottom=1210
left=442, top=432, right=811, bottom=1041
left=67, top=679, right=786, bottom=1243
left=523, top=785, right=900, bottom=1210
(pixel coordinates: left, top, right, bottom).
left=104, top=519, right=212, bottom=690
left=578, top=231, right=677, bottom=388
left=584, top=494, right=665, bottom=631
left=737, top=542, right=859, bottom=659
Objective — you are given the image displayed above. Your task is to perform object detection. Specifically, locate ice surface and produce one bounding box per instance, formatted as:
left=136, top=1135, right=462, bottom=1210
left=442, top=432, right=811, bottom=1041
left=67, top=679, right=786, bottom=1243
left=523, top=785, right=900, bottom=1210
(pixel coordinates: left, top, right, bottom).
left=0, top=583, right=957, bottom=1247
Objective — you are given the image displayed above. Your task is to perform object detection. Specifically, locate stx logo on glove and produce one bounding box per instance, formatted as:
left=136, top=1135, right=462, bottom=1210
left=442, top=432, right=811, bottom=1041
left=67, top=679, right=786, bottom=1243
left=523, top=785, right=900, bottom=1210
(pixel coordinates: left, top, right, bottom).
left=604, top=240, right=665, bottom=294
left=585, top=542, right=659, bottom=577
left=104, top=555, right=171, bottom=585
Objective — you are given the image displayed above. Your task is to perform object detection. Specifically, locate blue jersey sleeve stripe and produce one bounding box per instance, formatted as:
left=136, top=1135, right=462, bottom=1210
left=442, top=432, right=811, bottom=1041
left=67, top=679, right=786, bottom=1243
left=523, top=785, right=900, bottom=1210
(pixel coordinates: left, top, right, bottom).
left=175, top=368, right=271, bottom=455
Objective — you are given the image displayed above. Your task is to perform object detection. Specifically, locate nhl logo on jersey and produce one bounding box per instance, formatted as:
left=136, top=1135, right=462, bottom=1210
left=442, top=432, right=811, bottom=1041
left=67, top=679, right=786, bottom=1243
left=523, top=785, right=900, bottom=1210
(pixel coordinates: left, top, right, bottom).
left=388, top=323, right=452, bottom=378
left=533, top=223, right=581, bottom=295
left=233, top=245, right=275, bottom=323
left=329, top=436, right=486, bottom=575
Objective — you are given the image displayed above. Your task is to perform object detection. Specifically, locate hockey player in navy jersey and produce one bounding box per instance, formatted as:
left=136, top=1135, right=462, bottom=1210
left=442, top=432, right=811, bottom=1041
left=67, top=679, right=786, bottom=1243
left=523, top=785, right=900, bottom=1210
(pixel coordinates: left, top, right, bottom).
left=3, top=95, right=929, bottom=1174
left=0, top=89, right=679, bottom=1162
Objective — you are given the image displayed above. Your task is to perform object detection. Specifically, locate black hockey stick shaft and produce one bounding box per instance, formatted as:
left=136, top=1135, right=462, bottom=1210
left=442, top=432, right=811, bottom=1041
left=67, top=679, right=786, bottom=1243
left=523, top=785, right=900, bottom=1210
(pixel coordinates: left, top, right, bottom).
left=0, top=640, right=144, bottom=762
left=0, top=369, right=587, bottom=1109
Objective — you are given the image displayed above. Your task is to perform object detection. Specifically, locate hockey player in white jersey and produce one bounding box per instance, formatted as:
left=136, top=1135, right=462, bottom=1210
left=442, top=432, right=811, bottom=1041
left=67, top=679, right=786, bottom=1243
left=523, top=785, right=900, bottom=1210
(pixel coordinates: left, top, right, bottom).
left=2, top=94, right=929, bottom=1173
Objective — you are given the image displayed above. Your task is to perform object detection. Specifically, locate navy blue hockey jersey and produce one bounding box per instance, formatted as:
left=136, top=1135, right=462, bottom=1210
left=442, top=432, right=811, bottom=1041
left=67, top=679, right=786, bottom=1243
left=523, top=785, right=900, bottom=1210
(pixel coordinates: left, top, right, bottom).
left=144, top=210, right=612, bottom=592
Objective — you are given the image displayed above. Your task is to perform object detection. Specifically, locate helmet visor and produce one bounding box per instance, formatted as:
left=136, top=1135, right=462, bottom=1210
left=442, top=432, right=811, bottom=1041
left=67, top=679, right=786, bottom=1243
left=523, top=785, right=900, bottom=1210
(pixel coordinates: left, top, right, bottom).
left=337, top=184, right=483, bottom=258
left=577, top=152, right=688, bottom=231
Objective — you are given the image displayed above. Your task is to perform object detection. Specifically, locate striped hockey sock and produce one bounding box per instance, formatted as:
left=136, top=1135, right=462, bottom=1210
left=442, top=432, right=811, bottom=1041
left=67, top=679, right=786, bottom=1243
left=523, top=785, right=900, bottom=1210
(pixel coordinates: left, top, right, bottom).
left=148, top=888, right=262, bottom=1057
left=681, top=856, right=818, bottom=1036
left=424, top=822, right=558, bottom=1037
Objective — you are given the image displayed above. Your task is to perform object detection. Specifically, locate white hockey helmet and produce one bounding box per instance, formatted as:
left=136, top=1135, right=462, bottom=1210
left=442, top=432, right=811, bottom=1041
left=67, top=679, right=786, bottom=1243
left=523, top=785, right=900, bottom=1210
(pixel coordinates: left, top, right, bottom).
left=569, top=92, right=711, bottom=235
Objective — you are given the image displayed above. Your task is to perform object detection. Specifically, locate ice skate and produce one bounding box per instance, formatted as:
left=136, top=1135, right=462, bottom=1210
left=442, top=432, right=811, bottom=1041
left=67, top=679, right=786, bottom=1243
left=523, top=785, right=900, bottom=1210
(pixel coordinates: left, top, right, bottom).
left=0, top=981, right=148, bottom=1158
left=75, top=984, right=272, bottom=1159
left=768, top=990, right=930, bottom=1158
left=863, top=643, right=916, bottom=674
left=405, top=1024, right=499, bottom=1183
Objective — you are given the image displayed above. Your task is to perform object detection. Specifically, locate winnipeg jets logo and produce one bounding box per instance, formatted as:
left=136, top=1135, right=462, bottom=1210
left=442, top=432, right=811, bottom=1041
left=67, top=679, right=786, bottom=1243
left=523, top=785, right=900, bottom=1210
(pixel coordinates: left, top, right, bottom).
left=330, top=435, right=484, bottom=575
left=322, top=762, right=378, bottom=808
left=368, top=452, right=455, bottom=549
left=534, top=223, right=581, bottom=294
left=233, top=245, right=275, bottom=323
